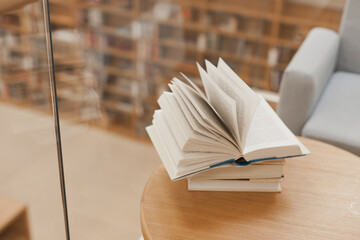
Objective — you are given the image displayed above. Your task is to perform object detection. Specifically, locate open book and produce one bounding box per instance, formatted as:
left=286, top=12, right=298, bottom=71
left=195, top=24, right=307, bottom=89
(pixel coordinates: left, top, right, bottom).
left=146, top=58, right=309, bottom=180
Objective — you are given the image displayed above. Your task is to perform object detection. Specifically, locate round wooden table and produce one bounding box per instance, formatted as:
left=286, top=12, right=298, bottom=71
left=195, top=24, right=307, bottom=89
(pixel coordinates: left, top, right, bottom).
left=141, top=138, right=360, bottom=240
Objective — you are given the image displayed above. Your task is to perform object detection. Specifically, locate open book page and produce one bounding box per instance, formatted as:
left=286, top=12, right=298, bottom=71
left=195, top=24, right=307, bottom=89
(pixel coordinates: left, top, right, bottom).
left=180, top=71, right=239, bottom=149
left=170, top=83, right=233, bottom=146
left=172, top=78, right=239, bottom=149
left=153, top=111, right=233, bottom=166
left=169, top=84, right=219, bottom=140
left=205, top=60, right=249, bottom=145
left=197, top=64, right=241, bottom=146
left=146, top=125, right=179, bottom=179
left=158, top=92, right=198, bottom=150
left=147, top=111, right=237, bottom=179
left=217, top=58, right=261, bottom=150
left=169, top=84, right=239, bottom=155
left=180, top=72, right=207, bottom=100
left=158, top=92, right=196, bottom=151
left=158, top=92, right=238, bottom=155
left=147, top=124, right=208, bottom=180
left=243, top=97, right=309, bottom=160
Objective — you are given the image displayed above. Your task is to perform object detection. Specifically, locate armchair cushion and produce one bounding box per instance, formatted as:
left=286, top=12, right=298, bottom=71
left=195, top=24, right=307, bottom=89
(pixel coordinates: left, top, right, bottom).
left=277, top=28, right=340, bottom=135
left=337, top=0, right=360, bottom=74
left=302, top=71, right=360, bottom=155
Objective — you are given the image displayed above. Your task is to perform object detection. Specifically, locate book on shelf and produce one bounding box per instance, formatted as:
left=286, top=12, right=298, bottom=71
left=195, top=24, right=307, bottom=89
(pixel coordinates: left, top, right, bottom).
left=153, top=2, right=178, bottom=21
left=146, top=58, right=309, bottom=180
left=219, top=16, right=238, bottom=32
left=88, top=8, right=102, bottom=27
left=196, top=33, right=207, bottom=51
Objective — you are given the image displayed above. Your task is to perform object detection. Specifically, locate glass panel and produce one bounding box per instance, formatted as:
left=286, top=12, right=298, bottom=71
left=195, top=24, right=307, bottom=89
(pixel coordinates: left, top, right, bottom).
left=0, top=1, right=66, bottom=240
left=50, top=0, right=345, bottom=239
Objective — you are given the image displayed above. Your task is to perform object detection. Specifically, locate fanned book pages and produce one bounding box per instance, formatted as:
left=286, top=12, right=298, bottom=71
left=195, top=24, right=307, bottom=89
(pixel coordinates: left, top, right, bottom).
left=146, top=58, right=309, bottom=180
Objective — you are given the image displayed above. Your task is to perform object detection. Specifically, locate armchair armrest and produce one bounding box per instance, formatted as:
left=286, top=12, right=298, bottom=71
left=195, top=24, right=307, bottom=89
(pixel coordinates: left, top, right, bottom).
left=277, top=27, right=340, bottom=135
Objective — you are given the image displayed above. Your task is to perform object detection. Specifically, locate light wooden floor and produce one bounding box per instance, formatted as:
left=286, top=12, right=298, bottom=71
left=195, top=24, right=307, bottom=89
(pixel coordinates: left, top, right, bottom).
left=0, top=103, right=160, bottom=239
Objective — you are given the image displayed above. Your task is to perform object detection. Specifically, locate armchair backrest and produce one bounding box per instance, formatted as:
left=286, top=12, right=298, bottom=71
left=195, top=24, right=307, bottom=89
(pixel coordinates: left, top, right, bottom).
left=337, top=0, right=360, bottom=74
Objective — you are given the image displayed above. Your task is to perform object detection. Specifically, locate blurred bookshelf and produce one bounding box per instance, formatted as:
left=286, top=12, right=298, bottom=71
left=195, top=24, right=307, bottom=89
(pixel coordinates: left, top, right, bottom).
left=0, top=1, right=99, bottom=124
left=0, top=0, right=345, bottom=139
left=0, top=4, right=50, bottom=109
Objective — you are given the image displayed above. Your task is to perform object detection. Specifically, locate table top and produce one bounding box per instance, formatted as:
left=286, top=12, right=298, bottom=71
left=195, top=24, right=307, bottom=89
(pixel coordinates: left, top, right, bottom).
left=140, top=137, right=360, bottom=240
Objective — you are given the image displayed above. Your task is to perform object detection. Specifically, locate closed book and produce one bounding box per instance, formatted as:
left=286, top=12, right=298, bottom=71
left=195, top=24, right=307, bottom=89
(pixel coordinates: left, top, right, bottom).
left=187, top=179, right=282, bottom=192
left=189, top=161, right=284, bottom=180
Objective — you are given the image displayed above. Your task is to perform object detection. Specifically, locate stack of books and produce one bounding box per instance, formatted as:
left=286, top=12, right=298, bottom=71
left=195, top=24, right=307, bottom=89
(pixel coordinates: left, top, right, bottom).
left=146, top=58, right=309, bottom=192
left=187, top=159, right=285, bottom=192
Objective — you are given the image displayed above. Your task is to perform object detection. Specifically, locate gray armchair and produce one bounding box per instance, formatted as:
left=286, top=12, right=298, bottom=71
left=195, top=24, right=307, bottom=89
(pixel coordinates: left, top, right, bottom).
left=277, top=0, right=360, bottom=156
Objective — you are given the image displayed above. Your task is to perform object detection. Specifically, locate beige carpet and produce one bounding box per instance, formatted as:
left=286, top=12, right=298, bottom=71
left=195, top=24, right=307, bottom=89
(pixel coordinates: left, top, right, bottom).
left=0, top=103, right=160, bottom=239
